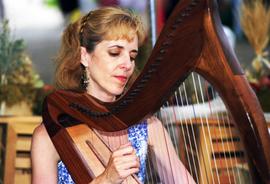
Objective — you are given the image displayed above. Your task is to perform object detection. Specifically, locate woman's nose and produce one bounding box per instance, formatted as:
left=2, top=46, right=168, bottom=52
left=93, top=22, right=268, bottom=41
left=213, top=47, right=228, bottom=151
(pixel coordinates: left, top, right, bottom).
left=119, top=54, right=133, bottom=70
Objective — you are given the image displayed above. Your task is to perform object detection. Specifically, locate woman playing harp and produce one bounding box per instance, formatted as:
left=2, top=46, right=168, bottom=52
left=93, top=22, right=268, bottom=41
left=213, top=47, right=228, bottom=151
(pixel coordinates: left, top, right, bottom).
left=31, top=7, right=195, bottom=184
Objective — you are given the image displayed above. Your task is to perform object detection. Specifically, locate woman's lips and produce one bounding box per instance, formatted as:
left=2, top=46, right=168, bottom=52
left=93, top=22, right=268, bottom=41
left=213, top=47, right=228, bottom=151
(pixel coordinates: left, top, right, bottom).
left=114, top=76, right=127, bottom=83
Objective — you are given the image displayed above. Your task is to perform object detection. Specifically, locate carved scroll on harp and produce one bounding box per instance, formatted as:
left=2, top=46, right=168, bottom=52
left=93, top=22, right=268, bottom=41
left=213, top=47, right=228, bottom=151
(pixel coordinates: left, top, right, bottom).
left=43, top=0, right=270, bottom=183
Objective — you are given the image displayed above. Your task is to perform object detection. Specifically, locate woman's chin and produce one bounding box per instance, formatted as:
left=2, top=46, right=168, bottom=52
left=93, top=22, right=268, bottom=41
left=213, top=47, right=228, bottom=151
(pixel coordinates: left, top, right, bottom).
left=110, top=87, right=125, bottom=96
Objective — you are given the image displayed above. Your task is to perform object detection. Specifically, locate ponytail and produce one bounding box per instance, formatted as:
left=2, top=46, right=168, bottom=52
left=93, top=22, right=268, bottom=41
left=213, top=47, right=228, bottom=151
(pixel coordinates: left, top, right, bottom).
left=54, top=21, right=84, bottom=91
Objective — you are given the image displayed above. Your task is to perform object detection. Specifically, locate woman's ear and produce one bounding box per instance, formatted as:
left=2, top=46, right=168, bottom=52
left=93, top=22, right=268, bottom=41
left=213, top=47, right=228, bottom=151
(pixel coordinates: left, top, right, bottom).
left=80, top=47, right=89, bottom=67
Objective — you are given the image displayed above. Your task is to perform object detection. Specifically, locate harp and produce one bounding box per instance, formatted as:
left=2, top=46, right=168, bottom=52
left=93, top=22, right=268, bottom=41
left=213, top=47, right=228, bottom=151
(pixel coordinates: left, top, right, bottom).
left=43, top=0, right=270, bottom=183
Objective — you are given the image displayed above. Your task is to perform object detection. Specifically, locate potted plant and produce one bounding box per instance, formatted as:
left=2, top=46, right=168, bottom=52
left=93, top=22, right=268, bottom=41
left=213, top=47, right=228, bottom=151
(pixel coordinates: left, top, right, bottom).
left=0, top=20, right=43, bottom=115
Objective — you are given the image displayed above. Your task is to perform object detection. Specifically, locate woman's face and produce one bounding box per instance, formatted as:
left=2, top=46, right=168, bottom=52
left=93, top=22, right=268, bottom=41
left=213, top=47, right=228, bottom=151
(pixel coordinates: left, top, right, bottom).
left=83, top=36, right=138, bottom=102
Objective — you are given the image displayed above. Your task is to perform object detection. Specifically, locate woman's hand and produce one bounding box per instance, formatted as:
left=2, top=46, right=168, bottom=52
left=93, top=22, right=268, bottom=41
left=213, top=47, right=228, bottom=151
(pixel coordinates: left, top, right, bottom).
left=97, top=142, right=140, bottom=184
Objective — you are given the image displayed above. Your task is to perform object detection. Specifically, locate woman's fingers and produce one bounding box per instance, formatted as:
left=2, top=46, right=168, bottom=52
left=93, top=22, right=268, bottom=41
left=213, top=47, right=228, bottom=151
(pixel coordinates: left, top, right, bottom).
left=112, top=143, right=136, bottom=157
left=112, top=154, right=140, bottom=168
left=116, top=159, right=140, bottom=170
left=101, top=142, right=140, bottom=183
left=117, top=167, right=140, bottom=179
left=119, top=142, right=132, bottom=148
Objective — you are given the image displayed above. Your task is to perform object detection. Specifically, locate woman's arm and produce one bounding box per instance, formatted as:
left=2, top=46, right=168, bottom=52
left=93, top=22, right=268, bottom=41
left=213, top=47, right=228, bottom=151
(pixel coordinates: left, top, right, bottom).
left=31, top=123, right=59, bottom=184
left=147, top=116, right=196, bottom=184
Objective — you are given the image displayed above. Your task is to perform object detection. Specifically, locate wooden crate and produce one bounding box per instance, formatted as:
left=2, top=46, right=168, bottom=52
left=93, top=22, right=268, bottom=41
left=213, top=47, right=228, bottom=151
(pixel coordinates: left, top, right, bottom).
left=187, top=115, right=270, bottom=184
left=0, top=116, right=41, bottom=184
left=161, top=116, right=247, bottom=184
left=0, top=121, right=17, bottom=184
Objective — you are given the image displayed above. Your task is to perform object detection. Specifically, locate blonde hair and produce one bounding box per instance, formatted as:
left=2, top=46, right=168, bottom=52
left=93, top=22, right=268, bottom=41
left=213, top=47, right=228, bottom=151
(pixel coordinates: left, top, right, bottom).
left=54, top=7, right=146, bottom=91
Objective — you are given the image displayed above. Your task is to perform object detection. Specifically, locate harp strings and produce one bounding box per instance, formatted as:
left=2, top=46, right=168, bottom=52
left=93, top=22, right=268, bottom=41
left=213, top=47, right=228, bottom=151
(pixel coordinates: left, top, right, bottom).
left=210, top=86, right=252, bottom=183
left=208, top=86, right=234, bottom=184
left=223, top=109, right=252, bottom=183
left=173, top=84, right=201, bottom=183
left=220, top=105, right=241, bottom=184
left=148, top=72, right=253, bottom=184
left=190, top=72, right=217, bottom=183
left=194, top=72, right=247, bottom=184
left=210, top=87, right=236, bottom=184
left=161, top=107, right=177, bottom=183
left=179, top=81, right=205, bottom=183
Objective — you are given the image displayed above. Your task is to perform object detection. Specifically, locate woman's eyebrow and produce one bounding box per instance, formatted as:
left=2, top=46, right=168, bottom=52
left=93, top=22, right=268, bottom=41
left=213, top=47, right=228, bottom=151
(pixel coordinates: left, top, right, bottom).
left=108, top=45, right=123, bottom=49
left=108, top=45, right=138, bottom=53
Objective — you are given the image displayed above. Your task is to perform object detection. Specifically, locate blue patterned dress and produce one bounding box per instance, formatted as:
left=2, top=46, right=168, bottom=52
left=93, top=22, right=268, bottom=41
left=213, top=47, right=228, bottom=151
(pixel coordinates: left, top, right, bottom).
left=57, top=121, right=148, bottom=184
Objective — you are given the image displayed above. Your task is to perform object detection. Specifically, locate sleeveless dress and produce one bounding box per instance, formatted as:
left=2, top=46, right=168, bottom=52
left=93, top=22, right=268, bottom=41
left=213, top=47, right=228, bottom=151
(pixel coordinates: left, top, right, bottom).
left=57, top=121, right=148, bottom=184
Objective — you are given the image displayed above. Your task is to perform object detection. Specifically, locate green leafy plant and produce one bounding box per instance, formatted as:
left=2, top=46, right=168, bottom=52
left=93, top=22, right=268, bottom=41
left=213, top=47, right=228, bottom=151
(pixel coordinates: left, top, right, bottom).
left=0, top=20, right=43, bottom=107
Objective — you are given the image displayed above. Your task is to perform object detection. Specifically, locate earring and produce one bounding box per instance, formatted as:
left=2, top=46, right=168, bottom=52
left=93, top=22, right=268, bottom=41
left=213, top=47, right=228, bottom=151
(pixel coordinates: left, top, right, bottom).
left=80, top=64, right=89, bottom=90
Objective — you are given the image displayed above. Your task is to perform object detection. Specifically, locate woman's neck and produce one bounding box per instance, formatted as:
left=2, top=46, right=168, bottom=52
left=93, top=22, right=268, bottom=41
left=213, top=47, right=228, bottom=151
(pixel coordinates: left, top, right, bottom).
left=86, top=87, right=116, bottom=103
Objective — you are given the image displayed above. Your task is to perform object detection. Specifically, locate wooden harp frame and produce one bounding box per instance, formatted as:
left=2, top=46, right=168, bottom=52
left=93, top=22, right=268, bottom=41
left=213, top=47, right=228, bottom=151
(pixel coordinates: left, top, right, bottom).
left=43, top=0, right=270, bottom=183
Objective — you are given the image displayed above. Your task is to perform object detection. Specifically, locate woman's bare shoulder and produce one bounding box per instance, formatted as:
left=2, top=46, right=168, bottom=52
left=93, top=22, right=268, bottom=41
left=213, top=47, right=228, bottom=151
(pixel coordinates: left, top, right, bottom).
left=147, top=116, right=163, bottom=136
left=32, top=123, right=51, bottom=144
left=33, top=123, right=47, bottom=136
left=146, top=116, right=165, bottom=146
left=147, top=116, right=163, bottom=128
left=31, top=123, right=59, bottom=160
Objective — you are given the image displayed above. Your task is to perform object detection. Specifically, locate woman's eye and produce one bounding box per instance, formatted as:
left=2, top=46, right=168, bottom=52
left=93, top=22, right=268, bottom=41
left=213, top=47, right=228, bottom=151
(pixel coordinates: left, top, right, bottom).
left=130, top=53, right=137, bottom=62
left=130, top=57, right=136, bottom=62
left=109, top=52, right=120, bottom=57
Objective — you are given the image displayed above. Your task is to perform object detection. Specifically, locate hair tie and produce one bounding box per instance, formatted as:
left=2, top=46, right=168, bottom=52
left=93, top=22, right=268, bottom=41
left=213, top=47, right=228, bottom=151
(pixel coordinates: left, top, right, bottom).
left=79, top=11, right=93, bottom=43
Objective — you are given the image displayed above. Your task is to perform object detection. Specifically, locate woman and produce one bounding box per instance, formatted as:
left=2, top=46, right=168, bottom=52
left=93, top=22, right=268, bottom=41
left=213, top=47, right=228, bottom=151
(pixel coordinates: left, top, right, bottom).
left=31, top=7, right=195, bottom=184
